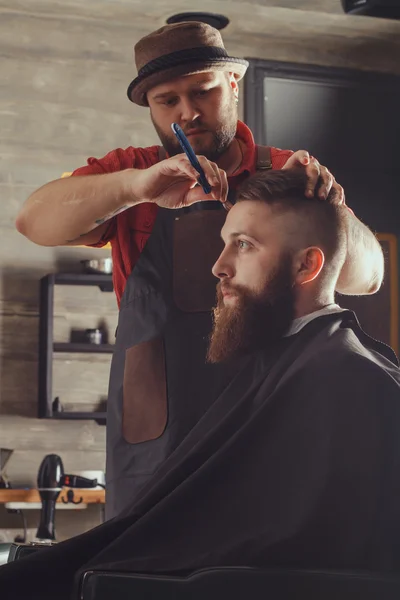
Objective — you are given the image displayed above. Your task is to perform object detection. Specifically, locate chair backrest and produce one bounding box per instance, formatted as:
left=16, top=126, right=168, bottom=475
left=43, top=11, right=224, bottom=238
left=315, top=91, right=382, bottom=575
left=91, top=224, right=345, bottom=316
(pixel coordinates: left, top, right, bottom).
left=79, top=566, right=400, bottom=600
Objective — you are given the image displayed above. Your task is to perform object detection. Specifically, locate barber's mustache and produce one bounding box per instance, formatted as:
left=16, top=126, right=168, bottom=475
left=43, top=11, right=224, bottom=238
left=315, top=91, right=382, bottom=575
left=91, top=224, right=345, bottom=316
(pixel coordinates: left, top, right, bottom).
left=183, top=120, right=208, bottom=135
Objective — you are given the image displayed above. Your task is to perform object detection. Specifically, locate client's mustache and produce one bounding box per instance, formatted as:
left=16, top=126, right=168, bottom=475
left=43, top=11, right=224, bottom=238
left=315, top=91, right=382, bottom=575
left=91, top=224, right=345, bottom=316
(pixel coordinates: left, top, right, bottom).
left=218, top=282, right=244, bottom=298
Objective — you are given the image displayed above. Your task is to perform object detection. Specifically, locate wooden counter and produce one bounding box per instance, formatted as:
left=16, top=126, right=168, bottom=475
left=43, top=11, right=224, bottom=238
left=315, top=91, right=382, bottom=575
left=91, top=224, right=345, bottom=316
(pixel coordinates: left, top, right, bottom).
left=0, top=489, right=105, bottom=504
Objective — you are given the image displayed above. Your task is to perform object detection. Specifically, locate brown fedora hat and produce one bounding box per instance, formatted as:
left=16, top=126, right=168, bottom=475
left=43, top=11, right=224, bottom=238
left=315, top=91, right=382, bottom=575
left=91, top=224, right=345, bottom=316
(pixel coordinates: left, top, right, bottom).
left=127, top=21, right=249, bottom=106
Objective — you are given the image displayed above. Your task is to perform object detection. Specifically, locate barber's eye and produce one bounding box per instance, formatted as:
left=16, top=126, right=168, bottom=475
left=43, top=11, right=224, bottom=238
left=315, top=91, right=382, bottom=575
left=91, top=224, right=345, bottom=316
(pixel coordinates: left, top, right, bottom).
left=196, top=89, right=209, bottom=96
left=164, top=97, right=178, bottom=106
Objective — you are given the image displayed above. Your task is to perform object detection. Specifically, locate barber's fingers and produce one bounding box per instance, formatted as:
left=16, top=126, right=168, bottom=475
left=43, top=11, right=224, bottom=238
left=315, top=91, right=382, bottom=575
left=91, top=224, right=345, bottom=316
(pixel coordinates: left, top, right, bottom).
left=331, top=179, right=346, bottom=205
left=304, top=157, right=321, bottom=198
left=161, top=154, right=225, bottom=199
left=197, top=156, right=228, bottom=203
left=282, top=151, right=320, bottom=198
left=219, top=169, right=229, bottom=205
left=282, top=150, right=311, bottom=169
left=306, top=164, right=346, bottom=204
left=282, top=150, right=347, bottom=206
left=317, top=165, right=334, bottom=200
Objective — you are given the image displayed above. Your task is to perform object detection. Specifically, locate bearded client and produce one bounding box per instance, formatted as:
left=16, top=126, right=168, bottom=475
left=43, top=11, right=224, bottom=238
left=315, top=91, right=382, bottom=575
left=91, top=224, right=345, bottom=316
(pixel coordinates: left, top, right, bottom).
left=2, top=169, right=400, bottom=600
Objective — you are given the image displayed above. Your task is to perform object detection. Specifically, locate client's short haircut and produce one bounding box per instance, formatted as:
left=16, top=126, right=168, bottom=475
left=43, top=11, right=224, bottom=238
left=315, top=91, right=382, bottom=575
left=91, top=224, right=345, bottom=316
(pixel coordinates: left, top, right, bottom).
left=237, top=169, right=346, bottom=284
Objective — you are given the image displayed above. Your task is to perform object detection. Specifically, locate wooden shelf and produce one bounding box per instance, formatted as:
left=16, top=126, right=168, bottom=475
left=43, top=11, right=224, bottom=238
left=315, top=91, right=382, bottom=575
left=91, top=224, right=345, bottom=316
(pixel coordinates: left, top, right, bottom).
left=52, top=412, right=106, bottom=423
left=53, top=343, right=114, bottom=354
left=53, top=272, right=113, bottom=292
left=0, top=489, right=105, bottom=504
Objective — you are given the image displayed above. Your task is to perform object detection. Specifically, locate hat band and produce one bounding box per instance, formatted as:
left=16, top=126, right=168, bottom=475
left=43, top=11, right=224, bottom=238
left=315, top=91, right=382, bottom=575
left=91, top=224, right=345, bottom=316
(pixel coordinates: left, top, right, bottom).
left=138, top=46, right=229, bottom=79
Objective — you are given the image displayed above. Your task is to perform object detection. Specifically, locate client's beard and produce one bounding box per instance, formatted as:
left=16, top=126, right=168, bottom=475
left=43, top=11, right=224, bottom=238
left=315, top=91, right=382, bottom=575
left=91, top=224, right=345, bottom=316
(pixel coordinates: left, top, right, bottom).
left=207, top=256, right=296, bottom=363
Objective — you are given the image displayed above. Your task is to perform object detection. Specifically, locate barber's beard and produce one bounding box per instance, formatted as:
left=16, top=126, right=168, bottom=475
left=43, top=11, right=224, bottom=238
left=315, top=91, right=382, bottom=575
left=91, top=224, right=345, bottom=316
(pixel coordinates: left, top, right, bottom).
left=151, top=103, right=237, bottom=163
left=207, top=256, right=296, bottom=364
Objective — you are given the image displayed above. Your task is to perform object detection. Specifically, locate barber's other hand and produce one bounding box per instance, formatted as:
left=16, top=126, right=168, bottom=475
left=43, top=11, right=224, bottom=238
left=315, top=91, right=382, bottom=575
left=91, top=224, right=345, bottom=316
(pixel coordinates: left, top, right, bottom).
left=133, top=154, right=228, bottom=209
left=282, top=150, right=345, bottom=205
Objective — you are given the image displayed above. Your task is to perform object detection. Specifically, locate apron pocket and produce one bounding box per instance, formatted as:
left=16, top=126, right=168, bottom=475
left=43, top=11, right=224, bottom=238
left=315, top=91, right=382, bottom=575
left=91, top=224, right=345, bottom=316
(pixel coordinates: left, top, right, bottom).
left=122, top=337, right=167, bottom=444
left=173, top=210, right=225, bottom=313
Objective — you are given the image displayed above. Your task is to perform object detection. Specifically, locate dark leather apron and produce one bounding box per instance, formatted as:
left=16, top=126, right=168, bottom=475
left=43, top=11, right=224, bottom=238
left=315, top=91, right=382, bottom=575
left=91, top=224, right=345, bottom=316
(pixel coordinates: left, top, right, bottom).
left=105, top=146, right=272, bottom=519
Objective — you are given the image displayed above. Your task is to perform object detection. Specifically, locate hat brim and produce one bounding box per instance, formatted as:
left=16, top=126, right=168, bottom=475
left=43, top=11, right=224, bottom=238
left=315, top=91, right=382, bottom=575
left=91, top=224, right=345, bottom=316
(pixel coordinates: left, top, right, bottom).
left=127, top=58, right=249, bottom=107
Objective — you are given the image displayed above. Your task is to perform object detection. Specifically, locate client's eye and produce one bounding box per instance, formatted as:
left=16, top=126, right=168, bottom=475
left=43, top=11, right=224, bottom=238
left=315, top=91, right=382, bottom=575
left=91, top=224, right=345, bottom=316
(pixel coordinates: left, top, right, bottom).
left=238, top=240, right=250, bottom=250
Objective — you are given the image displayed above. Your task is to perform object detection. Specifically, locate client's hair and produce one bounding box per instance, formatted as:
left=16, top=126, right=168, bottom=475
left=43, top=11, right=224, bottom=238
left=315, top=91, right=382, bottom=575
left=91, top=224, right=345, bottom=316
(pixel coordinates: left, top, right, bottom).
left=237, top=168, right=346, bottom=286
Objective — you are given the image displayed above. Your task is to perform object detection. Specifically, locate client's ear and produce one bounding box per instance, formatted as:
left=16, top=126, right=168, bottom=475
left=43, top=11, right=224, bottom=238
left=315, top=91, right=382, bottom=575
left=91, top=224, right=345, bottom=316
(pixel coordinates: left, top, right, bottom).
left=293, top=247, right=325, bottom=286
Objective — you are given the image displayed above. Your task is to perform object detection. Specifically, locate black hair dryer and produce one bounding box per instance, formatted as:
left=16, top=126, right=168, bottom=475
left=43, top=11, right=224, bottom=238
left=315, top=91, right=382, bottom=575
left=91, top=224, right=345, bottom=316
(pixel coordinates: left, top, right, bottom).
left=36, top=453, right=102, bottom=541
left=36, top=453, right=64, bottom=541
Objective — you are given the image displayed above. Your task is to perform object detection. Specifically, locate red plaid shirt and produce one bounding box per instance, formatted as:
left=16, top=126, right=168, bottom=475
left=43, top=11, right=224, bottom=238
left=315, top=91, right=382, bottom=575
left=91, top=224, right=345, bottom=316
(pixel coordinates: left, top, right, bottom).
left=72, top=121, right=293, bottom=305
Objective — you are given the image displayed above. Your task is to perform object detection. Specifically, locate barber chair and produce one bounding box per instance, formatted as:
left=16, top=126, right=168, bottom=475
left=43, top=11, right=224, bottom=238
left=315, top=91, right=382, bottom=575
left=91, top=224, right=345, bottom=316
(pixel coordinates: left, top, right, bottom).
left=6, top=545, right=400, bottom=598
left=78, top=567, right=400, bottom=600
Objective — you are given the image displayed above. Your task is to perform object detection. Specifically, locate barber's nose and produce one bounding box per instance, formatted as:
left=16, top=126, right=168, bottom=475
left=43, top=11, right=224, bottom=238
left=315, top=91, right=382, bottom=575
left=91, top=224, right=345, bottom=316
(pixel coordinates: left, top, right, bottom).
left=212, top=251, right=233, bottom=280
left=180, top=98, right=200, bottom=123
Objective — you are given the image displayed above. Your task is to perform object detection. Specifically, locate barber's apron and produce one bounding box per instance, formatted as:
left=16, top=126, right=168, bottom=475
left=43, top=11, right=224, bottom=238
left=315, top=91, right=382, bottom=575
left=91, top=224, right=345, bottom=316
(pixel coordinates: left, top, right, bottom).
left=105, top=146, right=272, bottom=519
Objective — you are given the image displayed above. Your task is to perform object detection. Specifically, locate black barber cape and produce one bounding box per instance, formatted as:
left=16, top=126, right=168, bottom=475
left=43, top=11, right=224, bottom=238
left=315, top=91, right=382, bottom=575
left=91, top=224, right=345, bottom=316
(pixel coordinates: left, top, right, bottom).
left=2, top=311, right=400, bottom=600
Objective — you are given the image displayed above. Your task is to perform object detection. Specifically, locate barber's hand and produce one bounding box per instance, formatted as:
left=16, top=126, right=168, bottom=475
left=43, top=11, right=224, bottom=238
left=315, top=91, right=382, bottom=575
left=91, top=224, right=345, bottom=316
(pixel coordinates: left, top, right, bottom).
left=282, top=150, right=345, bottom=205
left=133, top=154, right=228, bottom=209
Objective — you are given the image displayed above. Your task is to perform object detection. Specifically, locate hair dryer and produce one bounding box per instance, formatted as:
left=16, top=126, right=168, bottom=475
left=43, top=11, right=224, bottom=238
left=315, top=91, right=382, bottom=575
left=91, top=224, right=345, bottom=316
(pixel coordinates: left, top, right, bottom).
left=36, top=453, right=64, bottom=541
left=36, top=454, right=103, bottom=541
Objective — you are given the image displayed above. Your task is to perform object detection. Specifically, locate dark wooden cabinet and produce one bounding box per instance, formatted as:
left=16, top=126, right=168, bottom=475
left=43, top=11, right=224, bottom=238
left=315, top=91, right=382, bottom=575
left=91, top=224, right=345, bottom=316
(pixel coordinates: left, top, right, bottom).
left=38, top=273, right=114, bottom=423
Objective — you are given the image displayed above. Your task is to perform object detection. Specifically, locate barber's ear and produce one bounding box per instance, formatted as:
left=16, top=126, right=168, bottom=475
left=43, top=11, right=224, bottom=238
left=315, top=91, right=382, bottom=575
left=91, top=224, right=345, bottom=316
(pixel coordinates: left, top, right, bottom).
left=293, top=247, right=324, bottom=286
left=228, top=72, right=239, bottom=96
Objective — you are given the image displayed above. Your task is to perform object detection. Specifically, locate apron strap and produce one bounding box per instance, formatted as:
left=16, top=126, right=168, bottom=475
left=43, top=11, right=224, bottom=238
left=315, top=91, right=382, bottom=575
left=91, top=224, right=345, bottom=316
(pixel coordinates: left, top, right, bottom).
left=255, top=145, right=272, bottom=170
